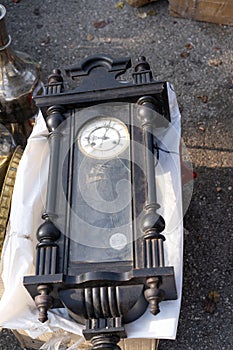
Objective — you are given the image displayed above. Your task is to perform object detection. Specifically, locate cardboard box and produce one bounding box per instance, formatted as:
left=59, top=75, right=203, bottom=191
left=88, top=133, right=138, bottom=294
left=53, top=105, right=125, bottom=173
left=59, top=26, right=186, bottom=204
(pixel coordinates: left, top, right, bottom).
left=12, top=330, right=159, bottom=350
left=169, top=0, right=233, bottom=26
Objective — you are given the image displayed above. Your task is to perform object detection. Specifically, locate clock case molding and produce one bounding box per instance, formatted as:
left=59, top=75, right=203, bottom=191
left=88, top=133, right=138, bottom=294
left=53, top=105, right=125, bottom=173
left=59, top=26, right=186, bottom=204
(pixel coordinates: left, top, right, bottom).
left=23, top=55, right=177, bottom=349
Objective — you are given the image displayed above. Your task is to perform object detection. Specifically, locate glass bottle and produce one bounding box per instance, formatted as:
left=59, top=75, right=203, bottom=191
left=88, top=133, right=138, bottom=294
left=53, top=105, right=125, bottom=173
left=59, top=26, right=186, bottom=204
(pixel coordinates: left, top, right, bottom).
left=0, top=4, right=42, bottom=147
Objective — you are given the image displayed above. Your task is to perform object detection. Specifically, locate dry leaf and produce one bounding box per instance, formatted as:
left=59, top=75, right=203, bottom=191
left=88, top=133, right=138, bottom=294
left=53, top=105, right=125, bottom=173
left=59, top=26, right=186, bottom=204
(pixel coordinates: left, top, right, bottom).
left=203, top=296, right=216, bottom=313
left=185, top=42, right=194, bottom=50
left=137, top=12, right=148, bottom=19
left=115, top=1, right=125, bottom=9
left=94, top=20, right=109, bottom=29
left=197, top=95, right=208, bottom=103
left=147, top=9, right=157, bottom=16
left=208, top=58, right=222, bottom=67
left=137, top=9, right=157, bottom=18
left=180, top=51, right=190, bottom=58
left=203, top=291, right=220, bottom=313
left=86, top=34, right=94, bottom=41
left=208, top=291, right=220, bottom=303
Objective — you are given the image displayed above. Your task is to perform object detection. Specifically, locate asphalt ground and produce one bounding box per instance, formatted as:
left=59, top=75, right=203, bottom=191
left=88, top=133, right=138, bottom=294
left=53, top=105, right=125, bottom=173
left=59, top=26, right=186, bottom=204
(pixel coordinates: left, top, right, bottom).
left=0, top=1, right=232, bottom=349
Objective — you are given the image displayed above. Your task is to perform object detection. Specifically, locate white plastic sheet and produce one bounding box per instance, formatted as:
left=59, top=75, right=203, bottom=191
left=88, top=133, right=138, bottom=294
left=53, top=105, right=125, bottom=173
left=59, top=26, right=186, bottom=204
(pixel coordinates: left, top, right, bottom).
left=0, top=83, right=183, bottom=341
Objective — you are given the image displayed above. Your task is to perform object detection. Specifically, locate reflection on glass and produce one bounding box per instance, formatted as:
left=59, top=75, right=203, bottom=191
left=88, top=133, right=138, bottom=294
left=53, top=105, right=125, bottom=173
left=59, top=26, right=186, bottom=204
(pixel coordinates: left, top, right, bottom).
left=66, top=110, right=133, bottom=265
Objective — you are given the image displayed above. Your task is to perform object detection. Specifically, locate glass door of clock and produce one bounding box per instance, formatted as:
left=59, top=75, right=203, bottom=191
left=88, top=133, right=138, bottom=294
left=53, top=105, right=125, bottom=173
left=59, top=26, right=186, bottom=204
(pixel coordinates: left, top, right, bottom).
left=67, top=103, right=133, bottom=266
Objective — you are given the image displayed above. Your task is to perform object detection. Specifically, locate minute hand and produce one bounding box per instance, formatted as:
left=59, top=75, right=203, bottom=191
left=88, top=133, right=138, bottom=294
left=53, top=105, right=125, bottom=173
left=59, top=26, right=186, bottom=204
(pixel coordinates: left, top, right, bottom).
left=103, top=122, right=111, bottom=138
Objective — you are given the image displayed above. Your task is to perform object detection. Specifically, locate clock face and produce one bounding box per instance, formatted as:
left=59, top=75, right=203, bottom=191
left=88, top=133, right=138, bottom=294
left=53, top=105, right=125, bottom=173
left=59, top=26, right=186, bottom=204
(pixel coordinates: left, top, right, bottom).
left=78, top=117, right=130, bottom=159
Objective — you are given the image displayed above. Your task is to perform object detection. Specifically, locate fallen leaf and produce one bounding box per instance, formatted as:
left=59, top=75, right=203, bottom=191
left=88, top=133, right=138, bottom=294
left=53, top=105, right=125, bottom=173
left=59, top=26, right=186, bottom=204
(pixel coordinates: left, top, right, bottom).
left=203, top=291, right=220, bottom=313
left=86, top=34, right=94, bottom=41
left=208, top=291, right=220, bottom=303
left=180, top=51, right=190, bottom=58
left=137, top=12, right=148, bottom=19
left=208, top=58, right=222, bottom=67
left=197, top=95, right=208, bottom=103
left=203, top=296, right=216, bottom=313
left=94, top=20, right=109, bottom=29
left=137, top=9, right=157, bottom=18
left=147, top=9, right=157, bottom=16
left=185, top=42, right=193, bottom=50
left=115, top=1, right=125, bottom=9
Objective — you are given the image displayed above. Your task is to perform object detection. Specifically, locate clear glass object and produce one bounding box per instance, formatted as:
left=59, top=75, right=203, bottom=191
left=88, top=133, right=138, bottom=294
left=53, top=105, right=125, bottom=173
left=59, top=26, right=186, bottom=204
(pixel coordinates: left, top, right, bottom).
left=0, top=4, right=42, bottom=147
left=70, top=109, right=133, bottom=264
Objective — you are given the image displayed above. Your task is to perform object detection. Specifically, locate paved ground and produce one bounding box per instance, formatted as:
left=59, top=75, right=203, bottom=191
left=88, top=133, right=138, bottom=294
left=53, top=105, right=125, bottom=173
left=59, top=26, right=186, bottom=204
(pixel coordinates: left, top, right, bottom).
left=0, top=0, right=232, bottom=349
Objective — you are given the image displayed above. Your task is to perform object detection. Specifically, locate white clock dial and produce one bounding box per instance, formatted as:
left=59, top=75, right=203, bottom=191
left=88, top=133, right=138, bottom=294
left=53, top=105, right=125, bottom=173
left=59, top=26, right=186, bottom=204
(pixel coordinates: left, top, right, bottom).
left=78, top=117, right=130, bottom=159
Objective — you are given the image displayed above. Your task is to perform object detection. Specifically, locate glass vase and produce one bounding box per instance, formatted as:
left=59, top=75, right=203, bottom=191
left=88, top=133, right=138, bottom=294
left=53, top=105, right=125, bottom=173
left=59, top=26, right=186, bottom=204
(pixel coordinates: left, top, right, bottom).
left=0, top=4, right=42, bottom=147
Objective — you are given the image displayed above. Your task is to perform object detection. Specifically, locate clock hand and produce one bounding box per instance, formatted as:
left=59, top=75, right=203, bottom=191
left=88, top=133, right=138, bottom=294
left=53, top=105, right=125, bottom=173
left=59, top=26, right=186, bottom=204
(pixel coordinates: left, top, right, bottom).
left=102, top=121, right=111, bottom=139
left=97, top=123, right=112, bottom=147
left=97, top=136, right=110, bottom=140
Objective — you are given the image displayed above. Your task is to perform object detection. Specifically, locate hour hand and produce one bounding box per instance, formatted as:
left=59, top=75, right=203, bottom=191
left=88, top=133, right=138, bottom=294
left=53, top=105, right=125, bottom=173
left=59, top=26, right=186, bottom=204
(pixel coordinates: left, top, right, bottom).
left=98, top=135, right=110, bottom=140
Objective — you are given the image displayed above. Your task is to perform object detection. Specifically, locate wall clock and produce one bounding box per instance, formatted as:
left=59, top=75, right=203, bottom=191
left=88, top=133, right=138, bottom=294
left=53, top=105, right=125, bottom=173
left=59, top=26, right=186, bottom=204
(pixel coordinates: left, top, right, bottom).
left=24, top=55, right=177, bottom=350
